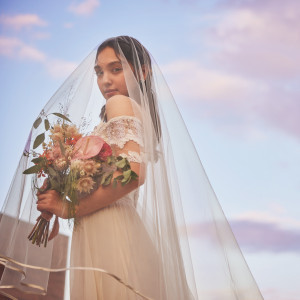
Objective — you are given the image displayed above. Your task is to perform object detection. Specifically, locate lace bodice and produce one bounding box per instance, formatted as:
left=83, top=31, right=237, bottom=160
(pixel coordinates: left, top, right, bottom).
left=92, top=115, right=144, bottom=163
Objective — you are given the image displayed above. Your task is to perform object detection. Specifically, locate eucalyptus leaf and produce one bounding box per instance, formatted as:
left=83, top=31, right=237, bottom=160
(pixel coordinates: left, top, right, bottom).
left=33, top=117, right=42, bottom=129
left=52, top=113, right=71, bottom=123
left=23, top=164, right=41, bottom=174
left=31, top=157, right=44, bottom=164
left=33, top=133, right=45, bottom=149
left=48, top=167, right=57, bottom=177
left=44, top=119, right=50, bottom=131
left=49, top=178, right=60, bottom=191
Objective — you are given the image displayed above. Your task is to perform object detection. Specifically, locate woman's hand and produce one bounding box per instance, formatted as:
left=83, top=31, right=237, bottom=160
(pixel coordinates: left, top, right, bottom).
left=37, top=190, right=69, bottom=219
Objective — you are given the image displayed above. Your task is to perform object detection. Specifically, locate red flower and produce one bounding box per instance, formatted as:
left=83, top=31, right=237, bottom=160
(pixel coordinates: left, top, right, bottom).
left=66, top=138, right=76, bottom=146
left=98, top=142, right=112, bottom=161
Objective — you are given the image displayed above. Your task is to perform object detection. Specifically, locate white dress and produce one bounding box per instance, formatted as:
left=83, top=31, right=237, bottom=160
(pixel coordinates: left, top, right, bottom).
left=69, top=116, right=190, bottom=300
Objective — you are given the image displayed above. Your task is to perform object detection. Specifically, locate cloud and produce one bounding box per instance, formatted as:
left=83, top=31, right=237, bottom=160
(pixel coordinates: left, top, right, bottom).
left=205, top=0, right=300, bottom=138
left=64, top=22, right=74, bottom=29
left=0, top=36, right=46, bottom=61
left=163, top=0, right=300, bottom=139
left=231, top=210, right=300, bottom=253
left=31, top=32, right=51, bottom=40
left=187, top=211, right=300, bottom=254
left=69, top=0, right=100, bottom=16
left=162, top=60, right=260, bottom=102
left=207, top=0, right=300, bottom=80
left=45, top=59, right=77, bottom=79
left=0, top=36, right=76, bottom=79
left=0, top=14, right=47, bottom=30
left=230, top=219, right=300, bottom=253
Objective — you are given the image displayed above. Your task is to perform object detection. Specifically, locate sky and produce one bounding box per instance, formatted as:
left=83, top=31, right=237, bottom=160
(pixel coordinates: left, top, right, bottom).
left=0, top=0, right=300, bottom=299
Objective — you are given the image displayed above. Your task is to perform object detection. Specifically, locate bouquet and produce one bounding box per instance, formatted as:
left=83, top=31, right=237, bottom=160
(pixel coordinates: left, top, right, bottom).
left=23, top=113, right=138, bottom=247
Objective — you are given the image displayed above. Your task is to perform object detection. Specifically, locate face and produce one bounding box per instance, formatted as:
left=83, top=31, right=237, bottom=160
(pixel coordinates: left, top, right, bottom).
left=95, top=47, right=129, bottom=100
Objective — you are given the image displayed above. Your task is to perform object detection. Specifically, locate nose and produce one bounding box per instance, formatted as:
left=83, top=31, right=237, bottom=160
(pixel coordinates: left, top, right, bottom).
left=101, top=71, right=112, bottom=87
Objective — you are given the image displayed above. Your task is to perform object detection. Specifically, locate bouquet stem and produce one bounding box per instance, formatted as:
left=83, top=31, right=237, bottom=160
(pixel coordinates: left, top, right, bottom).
left=28, top=215, right=50, bottom=247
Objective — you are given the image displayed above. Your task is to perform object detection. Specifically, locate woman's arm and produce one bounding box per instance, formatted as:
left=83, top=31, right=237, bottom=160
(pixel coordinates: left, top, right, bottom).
left=37, top=95, right=144, bottom=219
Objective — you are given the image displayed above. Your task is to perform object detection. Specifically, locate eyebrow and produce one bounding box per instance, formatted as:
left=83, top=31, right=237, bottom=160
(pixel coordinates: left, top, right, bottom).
left=94, top=60, right=121, bottom=70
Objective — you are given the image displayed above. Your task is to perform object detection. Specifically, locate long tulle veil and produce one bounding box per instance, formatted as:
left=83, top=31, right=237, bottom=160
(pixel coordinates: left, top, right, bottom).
left=0, top=36, right=263, bottom=299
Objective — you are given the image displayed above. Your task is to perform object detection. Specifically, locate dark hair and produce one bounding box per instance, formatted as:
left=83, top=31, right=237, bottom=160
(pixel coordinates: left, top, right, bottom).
left=96, top=36, right=151, bottom=75
left=96, top=36, right=161, bottom=141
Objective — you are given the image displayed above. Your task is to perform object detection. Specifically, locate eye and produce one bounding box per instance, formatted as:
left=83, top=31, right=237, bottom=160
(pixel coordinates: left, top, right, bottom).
left=112, top=67, right=122, bottom=73
left=95, top=70, right=103, bottom=77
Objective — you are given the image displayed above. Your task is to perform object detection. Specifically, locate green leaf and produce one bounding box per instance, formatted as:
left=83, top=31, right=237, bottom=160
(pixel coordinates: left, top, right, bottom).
left=103, top=173, right=113, bottom=186
left=100, top=174, right=106, bottom=185
left=52, top=113, right=71, bottom=123
left=44, top=119, right=50, bottom=131
left=123, top=169, right=132, bottom=180
left=114, top=175, right=123, bottom=181
left=33, top=117, right=42, bottom=129
left=23, top=164, right=41, bottom=174
left=131, top=171, right=138, bottom=181
left=115, top=158, right=126, bottom=169
left=31, top=157, right=44, bottom=164
left=48, top=167, right=57, bottom=177
left=33, top=133, right=45, bottom=149
left=49, top=178, right=59, bottom=190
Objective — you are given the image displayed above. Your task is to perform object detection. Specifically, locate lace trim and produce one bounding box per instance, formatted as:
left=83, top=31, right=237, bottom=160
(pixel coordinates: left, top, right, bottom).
left=119, top=151, right=142, bottom=163
left=92, top=116, right=144, bottom=149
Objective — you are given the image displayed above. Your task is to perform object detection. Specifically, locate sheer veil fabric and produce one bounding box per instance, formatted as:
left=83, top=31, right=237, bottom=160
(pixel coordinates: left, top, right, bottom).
left=0, top=36, right=263, bottom=299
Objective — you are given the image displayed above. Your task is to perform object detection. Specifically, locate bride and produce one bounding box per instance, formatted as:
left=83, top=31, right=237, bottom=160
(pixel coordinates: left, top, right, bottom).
left=0, top=36, right=264, bottom=299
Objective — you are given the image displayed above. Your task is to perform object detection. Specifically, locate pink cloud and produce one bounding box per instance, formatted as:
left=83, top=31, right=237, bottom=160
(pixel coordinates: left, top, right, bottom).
left=0, top=36, right=46, bottom=61
left=188, top=217, right=300, bottom=253
left=0, top=14, right=47, bottom=30
left=45, top=59, right=77, bottom=79
left=162, top=59, right=300, bottom=139
left=69, top=0, right=100, bottom=16
left=208, top=0, right=300, bottom=80
left=0, top=36, right=76, bottom=79
left=162, top=0, right=300, bottom=139
left=230, top=219, right=300, bottom=253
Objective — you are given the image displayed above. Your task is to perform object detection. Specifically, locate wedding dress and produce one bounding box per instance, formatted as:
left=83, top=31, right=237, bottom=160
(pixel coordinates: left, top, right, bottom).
left=0, top=36, right=264, bottom=300
left=70, top=113, right=192, bottom=300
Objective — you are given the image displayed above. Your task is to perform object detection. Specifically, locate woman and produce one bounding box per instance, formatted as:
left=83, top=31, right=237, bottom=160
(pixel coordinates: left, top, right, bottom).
left=0, top=36, right=263, bottom=299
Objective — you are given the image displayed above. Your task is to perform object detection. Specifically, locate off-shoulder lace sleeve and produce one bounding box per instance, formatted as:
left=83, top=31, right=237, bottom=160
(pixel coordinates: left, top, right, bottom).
left=92, top=116, right=144, bottom=163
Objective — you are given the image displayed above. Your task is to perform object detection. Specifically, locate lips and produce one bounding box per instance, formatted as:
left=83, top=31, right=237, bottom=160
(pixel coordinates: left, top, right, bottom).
left=104, top=89, right=118, bottom=97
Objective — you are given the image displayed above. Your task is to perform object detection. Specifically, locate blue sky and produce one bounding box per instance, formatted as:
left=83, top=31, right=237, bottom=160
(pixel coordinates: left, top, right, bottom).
left=0, top=0, right=300, bottom=299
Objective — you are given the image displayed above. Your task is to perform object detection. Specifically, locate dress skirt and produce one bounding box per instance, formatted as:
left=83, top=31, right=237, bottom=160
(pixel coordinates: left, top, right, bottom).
left=70, top=190, right=168, bottom=300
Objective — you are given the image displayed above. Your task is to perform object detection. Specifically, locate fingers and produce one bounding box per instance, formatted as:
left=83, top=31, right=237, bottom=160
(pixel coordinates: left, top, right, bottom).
left=37, top=202, right=47, bottom=212
left=37, top=190, right=57, bottom=201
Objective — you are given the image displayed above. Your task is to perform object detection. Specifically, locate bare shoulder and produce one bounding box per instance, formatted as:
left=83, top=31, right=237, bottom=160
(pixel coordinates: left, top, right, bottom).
left=105, top=95, right=135, bottom=120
